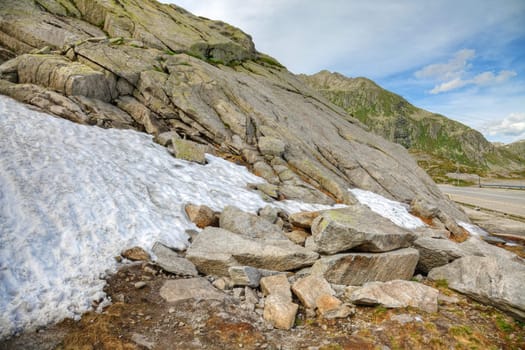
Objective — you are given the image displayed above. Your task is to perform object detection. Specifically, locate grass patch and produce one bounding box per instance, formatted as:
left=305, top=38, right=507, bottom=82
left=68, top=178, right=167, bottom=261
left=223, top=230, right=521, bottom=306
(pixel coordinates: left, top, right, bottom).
left=434, top=279, right=449, bottom=289
left=495, top=316, right=513, bottom=333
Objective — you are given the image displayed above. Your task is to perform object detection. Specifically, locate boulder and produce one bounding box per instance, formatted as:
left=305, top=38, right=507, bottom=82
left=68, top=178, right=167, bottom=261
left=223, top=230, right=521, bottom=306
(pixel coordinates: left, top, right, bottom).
left=184, top=203, right=218, bottom=229
left=159, top=277, right=225, bottom=302
left=410, top=196, right=439, bottom=219
left=413, top=237, right=466, bottom=274
left=289, top=210, right=321, bottom=229
left=308, top=206, right=416, bottom=254
left=291, top=275, right=335, bottom=309
left=310, top=248, right=419, bottom=285
left=428, top=256, right=525, bottom=320
left=121, top=246, right=150, bottom=261
left=349, top=280, right=439, bottom=313
left=152, top=242, right=198, bottom=277
left=458, top=237, right=518, bottom=261
left=186, top=227, right=319, bottom=276
left=171, top=138, right=207, bottom=164
left=219, top=205, right=285, bottom=240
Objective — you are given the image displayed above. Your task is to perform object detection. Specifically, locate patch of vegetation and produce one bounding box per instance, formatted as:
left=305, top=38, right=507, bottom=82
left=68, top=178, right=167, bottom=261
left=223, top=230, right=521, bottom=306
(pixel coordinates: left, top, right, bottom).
left=256, top=54, right=284, bottom=68
left=434, top=279, right=449, bottom=289
left=495, top=316, right=513, bottom=333
left=450, top=324, right=473, bottom=337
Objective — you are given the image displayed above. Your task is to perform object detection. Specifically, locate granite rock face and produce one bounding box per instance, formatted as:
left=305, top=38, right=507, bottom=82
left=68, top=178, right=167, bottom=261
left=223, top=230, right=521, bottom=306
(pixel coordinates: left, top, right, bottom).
left=0, top=0, right=467, bottom=222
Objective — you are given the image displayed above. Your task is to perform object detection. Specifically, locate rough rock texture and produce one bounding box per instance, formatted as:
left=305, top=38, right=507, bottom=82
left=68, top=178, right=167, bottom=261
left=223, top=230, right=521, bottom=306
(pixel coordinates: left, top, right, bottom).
left=228, top=266, right=262, bottom=288
left=159, top=278, right=226, bottom=302
left=0, top=0, right=468, bottom=221
left=186, top=227, right=319, bottom=276
left=219, top=206, right=285, bottom=240
left=291, top=275, right=335, bottom=309
left=413, top=237, right=466, bottom=274
left=184, top=203, right=218, bottom=229
left=260, top=274, right=298, bottom=330
left=307, top=206, right=416, bottom=254
left=428, top=256, right=525, bottom=320
left=310, top=248, right=419, bottom=285
left=349, top=280, right=439, bottom=313
left=152, top=242, right=198, bottom=277
left=289, top=211, right=321, bottom=229
left=121, top=246, right=150, bottom=262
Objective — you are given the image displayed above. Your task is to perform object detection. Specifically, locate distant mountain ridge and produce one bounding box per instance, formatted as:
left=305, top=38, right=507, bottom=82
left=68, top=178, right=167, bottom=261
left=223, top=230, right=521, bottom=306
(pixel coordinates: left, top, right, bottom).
left=300, top=70, right=524, bottom=181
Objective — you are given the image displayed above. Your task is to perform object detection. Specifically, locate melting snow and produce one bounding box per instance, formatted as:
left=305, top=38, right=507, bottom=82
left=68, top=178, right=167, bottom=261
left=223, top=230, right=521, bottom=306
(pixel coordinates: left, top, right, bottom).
left=0, top=95, right=339, bottom=338
left=458, top=221, right=489, bottom=237
left=349, top=188, right=425, bottom=229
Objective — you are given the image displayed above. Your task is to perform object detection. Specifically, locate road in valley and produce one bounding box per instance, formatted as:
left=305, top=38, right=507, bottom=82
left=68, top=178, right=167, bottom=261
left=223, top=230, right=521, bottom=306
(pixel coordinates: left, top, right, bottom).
left=438, top=184, right=525, bottom=218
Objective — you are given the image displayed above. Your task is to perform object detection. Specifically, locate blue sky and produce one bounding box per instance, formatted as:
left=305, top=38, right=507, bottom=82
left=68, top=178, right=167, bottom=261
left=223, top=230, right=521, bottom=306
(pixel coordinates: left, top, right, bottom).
left=163, top=0, right=525, bottom=144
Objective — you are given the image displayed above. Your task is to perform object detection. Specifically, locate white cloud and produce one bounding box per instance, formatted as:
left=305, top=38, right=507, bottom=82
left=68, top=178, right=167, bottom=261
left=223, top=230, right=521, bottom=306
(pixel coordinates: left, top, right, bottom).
left=483, top=113, right=525, bottom=141
left=415, top=49, right=475, bottom=81
left=416, top=50, right=517, bottom=94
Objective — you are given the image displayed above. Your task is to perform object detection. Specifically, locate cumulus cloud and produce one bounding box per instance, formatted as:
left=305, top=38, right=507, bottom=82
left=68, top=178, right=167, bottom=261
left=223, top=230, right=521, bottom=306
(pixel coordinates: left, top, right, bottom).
left=483, top=113, right=525, bottom=142
left=415, top=50, right=517, bottom=94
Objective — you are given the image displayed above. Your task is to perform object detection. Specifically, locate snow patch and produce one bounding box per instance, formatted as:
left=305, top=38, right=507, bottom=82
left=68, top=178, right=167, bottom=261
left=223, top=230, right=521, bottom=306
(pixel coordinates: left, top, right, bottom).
left=0, top=95, right=338, bottom=338
left=349, top=188, right=425, bottom=229
left=458, top=221, right=488, bottom=237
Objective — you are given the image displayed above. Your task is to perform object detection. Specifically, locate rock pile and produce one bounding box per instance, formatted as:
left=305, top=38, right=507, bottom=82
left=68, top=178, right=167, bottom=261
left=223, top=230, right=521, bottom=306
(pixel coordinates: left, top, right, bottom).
left=118, top=202, right=525, bottom=331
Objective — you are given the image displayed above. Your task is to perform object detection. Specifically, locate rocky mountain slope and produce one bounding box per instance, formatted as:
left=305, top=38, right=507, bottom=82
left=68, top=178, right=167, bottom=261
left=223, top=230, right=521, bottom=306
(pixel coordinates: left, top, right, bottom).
left=499, top=139, right=525, bottom=161
left=0, top=0, right=465, bottom=222
left=301, top=70, right=525, bottom=181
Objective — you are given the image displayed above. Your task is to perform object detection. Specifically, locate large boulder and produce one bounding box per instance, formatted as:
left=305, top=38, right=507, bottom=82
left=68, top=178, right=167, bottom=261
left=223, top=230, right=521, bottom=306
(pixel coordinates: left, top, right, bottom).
left=348, top=280, right=439, bottom=313
left=159, top=277, right=226, bottom=302
left=310, top=248, right=419, bottom=285
left=307, top=206, right=416, bottom=254
left=186, top=227, right=319, bottom=276
left=428, top=256, right=525, bottom=321
left=413, top=237, right=466, bottom=274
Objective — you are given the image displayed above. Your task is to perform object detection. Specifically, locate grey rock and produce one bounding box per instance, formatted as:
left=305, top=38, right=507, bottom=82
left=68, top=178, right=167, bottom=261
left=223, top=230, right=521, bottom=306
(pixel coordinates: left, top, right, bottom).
left=459, top=237, right=518, bottom=261
left=186, top=227, right=319, bottom=276
left=219, top=206, right=285, bottom=240
left=309, top=206, right=416, bottom=254
left=152, top=242, right=198, bottom=277
left=154, top=131, right=179, bottom=146
left=429, top=256, right=525, bottom=320
left=413, top=237, right=466, bottom=274
left=228, top=266, right=262, bottom=287
left=349, top=280, right=439, bottom=313
left=311, top=248, right=419, bottom=285
left=159, top=277, right=225, bottom=302
left=410, top=196, right=439, bottom=219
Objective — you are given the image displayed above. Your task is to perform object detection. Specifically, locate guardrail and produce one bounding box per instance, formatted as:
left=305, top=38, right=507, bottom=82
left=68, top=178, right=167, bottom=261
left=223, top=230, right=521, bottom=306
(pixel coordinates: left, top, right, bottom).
left=479, top=184, right=525, bottom=190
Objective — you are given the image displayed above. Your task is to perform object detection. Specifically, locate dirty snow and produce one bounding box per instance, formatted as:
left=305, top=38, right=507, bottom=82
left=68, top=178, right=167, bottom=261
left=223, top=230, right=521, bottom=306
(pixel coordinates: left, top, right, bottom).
left=0, top=95, right=339, bottom=338
left=349, top=188, right=425, bottom=229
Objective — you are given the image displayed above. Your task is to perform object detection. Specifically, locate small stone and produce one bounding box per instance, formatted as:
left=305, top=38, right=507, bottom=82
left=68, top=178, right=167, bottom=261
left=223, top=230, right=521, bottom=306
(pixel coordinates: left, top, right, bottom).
left=134, top=281, right=147, bottom=289
left=292, top=275, right=334, bottom=309
left=122, top=247, right=150, bottom=261
left=168, top=307, right=175, bottom=313
left=284, top=230, right=310, bottom=245
left=213, top=277, right=233, bottom=290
